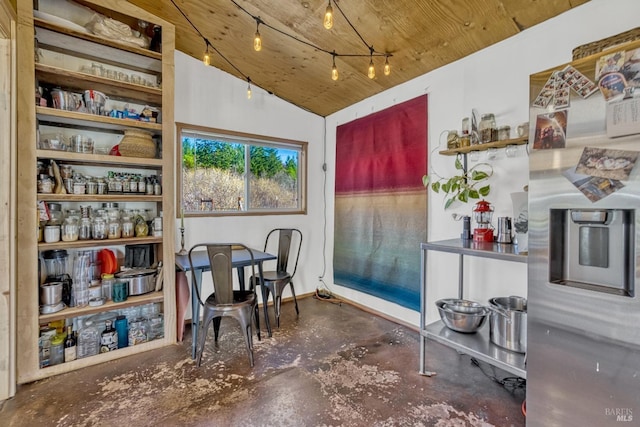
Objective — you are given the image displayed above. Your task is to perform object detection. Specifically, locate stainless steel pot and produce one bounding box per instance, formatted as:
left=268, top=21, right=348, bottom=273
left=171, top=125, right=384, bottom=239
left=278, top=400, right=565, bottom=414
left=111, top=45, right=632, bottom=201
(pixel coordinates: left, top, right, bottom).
left=488, top=296, right=527, bottom=353
left=115, top=268, right=156, bottom=295
left=40, top=282, right=63, bottom=306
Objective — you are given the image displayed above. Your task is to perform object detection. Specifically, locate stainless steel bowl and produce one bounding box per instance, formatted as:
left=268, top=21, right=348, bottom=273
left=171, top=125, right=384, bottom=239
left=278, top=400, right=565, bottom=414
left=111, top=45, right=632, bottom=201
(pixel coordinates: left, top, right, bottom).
left=443, top=298, right=486, bottom=315
left=436, top=299, right=489, bottom=333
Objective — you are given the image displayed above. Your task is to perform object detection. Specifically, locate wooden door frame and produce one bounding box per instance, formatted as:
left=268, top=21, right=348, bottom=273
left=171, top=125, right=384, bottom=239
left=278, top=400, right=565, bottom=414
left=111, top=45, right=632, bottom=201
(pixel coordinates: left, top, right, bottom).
left=0, top=0, right=16, bottom=401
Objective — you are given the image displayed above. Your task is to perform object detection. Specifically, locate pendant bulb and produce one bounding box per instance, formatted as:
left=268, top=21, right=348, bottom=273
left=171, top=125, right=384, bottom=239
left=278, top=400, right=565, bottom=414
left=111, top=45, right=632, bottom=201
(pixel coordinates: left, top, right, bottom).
left=368, top=58, right=375, bottom=79
left=247, top=79, right=252, bottom=99
left=384, top=57, right=391, bottom=76
left=203, top=50, right=211, bottom=66
left=254, top=22, right=262, bottom=52
left=254, top=30, right=262, bottom=51
left=331, top=64, right=339, bottom=81
left=324, top=1, right=334, bottom=30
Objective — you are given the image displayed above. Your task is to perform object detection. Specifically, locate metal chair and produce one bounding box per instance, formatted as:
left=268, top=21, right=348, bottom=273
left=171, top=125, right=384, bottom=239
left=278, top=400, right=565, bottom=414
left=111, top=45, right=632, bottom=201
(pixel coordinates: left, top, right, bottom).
left=251, top=229, right=302, bottom=331
left=188, top=243, right=260, bottom=367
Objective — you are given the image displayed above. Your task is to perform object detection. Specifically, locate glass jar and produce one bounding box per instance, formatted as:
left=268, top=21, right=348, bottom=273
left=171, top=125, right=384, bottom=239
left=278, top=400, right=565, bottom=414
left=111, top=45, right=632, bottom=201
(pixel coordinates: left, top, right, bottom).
left=479, top=113, right=496, bottom=144
left=44, top=225, right=61, bottom=243
left=101, top=273, right=115, bottom=301
left=96, top=177, right=107, bottom=195
left=61, top=218, right=79, bottom=242
left=86, top=178, right=97, bottom=195
left=121, top=216, right=134, bottom=238
left=107, top=218, right=121, bottom=239
left=128, top=318, right=148, bottom=345
left=498, top=125, right=511, bottom=141
left=49, top=334, right=65, bottom=365
left=60, top=164, right=73, bottom=180
left=92, top=217, right=107, bottom=240
left=47, top=202, right=64, bottom=226
left=37, top=176, right=54, bottom=194
left=77, top=326, right=100, bottom=359
left=73, top=180, right=86, bottom=195
left=78, top=217, right=92, bottom=240
left=146, top=313, right=164, bottom=341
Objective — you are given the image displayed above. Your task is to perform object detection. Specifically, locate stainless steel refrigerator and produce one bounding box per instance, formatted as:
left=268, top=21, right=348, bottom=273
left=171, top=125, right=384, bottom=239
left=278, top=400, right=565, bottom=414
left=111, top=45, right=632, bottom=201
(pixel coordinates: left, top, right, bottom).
left=527, top=44, right=640, bottom=426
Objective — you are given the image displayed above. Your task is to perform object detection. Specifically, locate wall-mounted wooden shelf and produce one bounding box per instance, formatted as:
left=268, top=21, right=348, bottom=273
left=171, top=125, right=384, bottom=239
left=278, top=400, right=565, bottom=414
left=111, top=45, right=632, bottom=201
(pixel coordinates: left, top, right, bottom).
left=438, top=136, right=528, bottom=156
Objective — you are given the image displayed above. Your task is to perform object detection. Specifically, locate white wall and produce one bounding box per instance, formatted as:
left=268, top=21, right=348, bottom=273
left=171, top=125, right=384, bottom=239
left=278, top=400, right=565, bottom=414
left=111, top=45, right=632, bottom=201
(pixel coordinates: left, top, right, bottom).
left=175, top=0, right=640, bottom=327
left=174, top=51, right=327, bottom=307
left=325, top=0, right=640, bottom=326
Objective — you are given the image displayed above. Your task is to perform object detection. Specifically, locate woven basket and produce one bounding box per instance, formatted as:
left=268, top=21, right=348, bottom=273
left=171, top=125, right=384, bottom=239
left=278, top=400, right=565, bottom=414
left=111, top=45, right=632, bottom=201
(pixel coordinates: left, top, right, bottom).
left=573, top=27, right=640, bottom=60
left=119, top=129, right=156, bottom=158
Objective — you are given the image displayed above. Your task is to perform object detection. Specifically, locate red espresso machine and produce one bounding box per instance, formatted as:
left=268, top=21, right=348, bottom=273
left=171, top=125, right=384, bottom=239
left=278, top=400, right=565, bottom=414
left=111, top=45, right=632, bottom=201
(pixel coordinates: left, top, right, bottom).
left=472, top=200, right=494, bottom=242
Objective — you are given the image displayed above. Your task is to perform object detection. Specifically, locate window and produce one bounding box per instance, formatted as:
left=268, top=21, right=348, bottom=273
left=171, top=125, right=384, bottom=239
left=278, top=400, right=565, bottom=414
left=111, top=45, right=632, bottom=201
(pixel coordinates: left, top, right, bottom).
left=177, top=123, right=307, bottom=216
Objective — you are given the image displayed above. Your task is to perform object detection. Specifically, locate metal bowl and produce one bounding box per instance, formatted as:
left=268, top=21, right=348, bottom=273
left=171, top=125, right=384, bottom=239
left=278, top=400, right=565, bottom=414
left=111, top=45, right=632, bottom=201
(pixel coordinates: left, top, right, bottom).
left=442, top=298, right=486, bottom=315
left=436, top=299, right=489, bottom=333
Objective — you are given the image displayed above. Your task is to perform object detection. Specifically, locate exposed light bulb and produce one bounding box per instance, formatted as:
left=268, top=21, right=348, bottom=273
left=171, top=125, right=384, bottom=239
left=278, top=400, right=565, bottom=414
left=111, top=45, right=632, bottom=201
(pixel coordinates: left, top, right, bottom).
left=203, top=50, right=211, bottom=66
left=247, top=79, right=252, bottom=99
left=331, top=54, right=339, bottom=81
left=368, top=58, right=375, bottom=79
left=254, top=21, right=262, bottom=52
left=324, top=1, right=333, bottom=30
left=254, top=29, right=262, bottom=51
left=384, top=57, right=391, bottom=76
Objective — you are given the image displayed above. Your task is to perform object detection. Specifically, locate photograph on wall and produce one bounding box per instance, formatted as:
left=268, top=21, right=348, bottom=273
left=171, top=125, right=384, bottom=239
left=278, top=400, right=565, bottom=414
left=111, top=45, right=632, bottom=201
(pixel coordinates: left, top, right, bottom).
left=596, top=51, right=625, bottom=81
left=532, top=110, right=568, bottom=150
left=575, top=146, right=638, bottom=181
left=563, top=167, right=625, bottom=203
left=334, top=96, right=428, bottom=312
left=620, top=48, right=640, bottom=88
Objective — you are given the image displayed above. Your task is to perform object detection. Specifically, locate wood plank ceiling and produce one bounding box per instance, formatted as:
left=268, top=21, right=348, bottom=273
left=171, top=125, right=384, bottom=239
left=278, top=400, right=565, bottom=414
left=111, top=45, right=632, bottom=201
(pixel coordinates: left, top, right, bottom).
left=127, top=0, right=589, bottom=117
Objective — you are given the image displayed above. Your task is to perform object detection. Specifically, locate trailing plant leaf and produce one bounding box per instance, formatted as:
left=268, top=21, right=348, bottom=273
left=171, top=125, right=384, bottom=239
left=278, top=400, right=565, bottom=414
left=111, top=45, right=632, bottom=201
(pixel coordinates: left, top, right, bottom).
left=421, top=160, right=494, bottom=209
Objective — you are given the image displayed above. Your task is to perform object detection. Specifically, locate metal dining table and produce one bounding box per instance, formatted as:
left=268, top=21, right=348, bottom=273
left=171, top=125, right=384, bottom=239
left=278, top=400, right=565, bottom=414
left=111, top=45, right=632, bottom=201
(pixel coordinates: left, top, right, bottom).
left=175, top=248, right=277, bottom=359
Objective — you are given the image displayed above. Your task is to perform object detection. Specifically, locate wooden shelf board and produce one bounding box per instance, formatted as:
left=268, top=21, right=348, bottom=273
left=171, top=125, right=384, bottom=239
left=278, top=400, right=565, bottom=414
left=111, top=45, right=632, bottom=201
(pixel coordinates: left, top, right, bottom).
left=36, top=149, right=162, bottom=168
left=439, top=137, right=528, bottom=156
left=39, top=291, right=164, bottom=323
left=36, top=106, right=162, bottom=135
left=21, top=337, right=171, bottom=384
left=38, top=236, right=162, bottom=251
left=34, top=18, right=162, bottom=61
left=37, top=194, right=162, bottom=202
left=36, top=63, right=162, bottom=105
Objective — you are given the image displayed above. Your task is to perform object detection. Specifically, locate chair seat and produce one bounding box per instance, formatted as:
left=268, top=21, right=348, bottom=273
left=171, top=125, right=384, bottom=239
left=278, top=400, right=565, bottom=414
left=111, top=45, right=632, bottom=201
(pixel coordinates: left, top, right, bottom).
left=205, top=290, right=256, bottom=306
left=260, top=271, right=291, bottom=283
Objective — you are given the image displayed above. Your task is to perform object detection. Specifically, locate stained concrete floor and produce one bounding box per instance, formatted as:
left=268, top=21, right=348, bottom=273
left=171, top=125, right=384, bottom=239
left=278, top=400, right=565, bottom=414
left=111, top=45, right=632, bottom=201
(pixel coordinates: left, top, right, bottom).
left=1, top=296, right=526, bottom=426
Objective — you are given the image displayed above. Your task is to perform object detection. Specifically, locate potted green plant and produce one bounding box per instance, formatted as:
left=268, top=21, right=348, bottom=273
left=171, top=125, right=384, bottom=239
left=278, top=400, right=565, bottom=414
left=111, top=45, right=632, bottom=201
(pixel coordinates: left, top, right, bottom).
left=422, top=156, right=493, bottom=209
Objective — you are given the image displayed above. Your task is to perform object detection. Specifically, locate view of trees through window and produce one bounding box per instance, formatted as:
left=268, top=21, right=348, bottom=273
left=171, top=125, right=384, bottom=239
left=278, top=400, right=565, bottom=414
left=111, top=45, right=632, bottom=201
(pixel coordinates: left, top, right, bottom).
left=179, top=127, right=305, bottom=214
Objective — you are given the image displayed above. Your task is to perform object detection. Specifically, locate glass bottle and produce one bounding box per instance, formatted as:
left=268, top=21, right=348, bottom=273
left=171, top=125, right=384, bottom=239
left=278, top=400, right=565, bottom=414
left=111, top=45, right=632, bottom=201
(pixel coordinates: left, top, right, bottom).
left=115, top=316, right=128, bottom=349
left=64, top=325, right=76, bottom=362
left=479, top=113, right=496, bottom=144
left=100, top=320, right=118, bottom=352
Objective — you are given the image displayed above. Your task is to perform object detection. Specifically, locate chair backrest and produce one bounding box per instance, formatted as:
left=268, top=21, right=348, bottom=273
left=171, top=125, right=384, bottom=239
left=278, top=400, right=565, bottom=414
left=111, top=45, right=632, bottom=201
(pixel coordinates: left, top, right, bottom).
left=264, top=229, right=302, bottom=277
left=188, top=243, right=255, bottom=305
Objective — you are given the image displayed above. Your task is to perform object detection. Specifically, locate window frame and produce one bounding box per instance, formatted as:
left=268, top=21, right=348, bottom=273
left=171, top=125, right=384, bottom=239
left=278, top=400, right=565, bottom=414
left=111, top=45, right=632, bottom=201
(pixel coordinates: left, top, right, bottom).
left=176, top=122, right=308, bottom=218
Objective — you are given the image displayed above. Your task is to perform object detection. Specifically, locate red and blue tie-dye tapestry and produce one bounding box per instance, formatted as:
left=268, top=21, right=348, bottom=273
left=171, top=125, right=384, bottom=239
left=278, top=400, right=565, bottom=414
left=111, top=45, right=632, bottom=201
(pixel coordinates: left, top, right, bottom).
left=334, top=95, right=428, bottom=311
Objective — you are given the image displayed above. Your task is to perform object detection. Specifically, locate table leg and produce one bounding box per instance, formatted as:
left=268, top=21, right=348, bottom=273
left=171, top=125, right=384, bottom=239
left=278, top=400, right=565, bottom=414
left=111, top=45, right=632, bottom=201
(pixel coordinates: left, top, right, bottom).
left=176, top=271, right=190, bottom=342
left=191, top=268, right=203, bottom=359
left=237, top=267, right=245, bottom=291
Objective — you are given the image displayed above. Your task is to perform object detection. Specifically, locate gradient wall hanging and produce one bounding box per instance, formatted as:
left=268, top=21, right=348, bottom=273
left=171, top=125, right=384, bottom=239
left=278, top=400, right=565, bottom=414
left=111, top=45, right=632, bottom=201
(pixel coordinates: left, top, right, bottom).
left=334, top=95, right=428, bottom=311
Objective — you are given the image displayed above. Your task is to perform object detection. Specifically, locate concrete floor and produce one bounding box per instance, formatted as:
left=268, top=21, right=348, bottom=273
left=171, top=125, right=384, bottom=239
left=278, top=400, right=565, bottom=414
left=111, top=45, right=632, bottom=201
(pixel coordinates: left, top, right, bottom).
left=1, top=296, right=526, bottom=426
